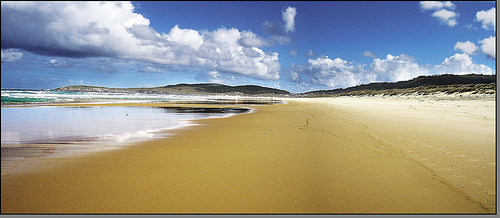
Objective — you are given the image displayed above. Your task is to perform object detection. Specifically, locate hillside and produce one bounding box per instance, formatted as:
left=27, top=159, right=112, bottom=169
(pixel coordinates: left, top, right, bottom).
left=52, top=74, right=496, bottom=97
left=53, top=83, right=291, bottom=96
left=302, top=74, right=496, bottom=97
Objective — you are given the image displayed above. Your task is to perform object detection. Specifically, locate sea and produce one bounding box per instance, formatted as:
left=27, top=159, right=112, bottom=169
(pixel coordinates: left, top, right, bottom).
left=1, top=88, right=232, bottom=104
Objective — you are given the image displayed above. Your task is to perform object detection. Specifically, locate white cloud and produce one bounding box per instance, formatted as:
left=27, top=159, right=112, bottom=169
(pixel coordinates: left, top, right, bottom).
left=434, top=53, right=493, bottom=75
left=49, top=59, right=67, bottom=67
left=432, top=9, right=458, bottom=27
left=205, top=71, right=224, bottom=83
left=420, top=1, right=458, bottom=27
left=479, top=36, right=496, bottom=59
left=475, top=7, right=496, bottom=30
left=199, top=28, right=281, bottom=80
left=291, top=54, right=430, bottom=88
left=195, top=70, right=239, bottom=84
left=454, top=41, right=478, bottom=55
left=291, top=52, right=493, bottom=89
left=238, top=31, right=270, bottom=47
left=307, top=56, right=366, bottom=88
left=363, top=51, right=377, bottom=58
left=127, top=24, right=160, bottom=41
left=289, top=49, right=299, bottom=57
left=369, top=54, right=429, bottom=82
left=1, top=1, right=281, bottom=81
left=290, top=49, right=494, bottom=89
left=282, top=6, right=297, bottom=32
left=165, top=25, right=204, bottom=50
left=1, top=49, right=23, bottom=62
left=420, top=1, right=455, bottom=11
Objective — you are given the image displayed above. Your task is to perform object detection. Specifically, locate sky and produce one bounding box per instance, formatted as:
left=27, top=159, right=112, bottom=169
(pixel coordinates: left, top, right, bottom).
left=1, top=1, right=496, bottom=93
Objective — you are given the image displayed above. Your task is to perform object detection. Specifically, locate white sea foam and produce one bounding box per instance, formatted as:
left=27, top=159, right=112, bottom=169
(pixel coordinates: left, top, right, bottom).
left=2, top=89, right=281, bottom=104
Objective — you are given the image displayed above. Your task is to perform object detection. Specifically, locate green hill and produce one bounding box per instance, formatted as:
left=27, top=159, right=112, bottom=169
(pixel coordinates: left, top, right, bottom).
left=303, top=74, right=496, bottom=96
left=53, top=83, right=290, bottom=96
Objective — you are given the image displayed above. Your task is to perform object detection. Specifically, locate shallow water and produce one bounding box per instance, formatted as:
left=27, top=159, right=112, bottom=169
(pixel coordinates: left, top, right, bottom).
left=1, top=106, right=248, bottom=145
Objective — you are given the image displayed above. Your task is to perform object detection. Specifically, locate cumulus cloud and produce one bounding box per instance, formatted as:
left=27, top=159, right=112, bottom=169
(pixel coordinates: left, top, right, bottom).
left=195, top=71, right=240, bottom=84
left=369, top=54, right=429, bottom=82
left=475, top=7, right=496, bottom=30
left=420, top=1, right=455, bottom=11
left=1, top=49, right=23, bottom=62
left=127, top=24, right=160, bottom=41
left=420, top=1, right=458, bottom=27
left=282, top=6, right=297, bottom=32
left=292, top=54, right=429, bottom=88
left=238, top=31, right=269, bottom=47
left=165, top=25, right=204, bottom=50
left=432, top=9, right=458, bottom=27
left=454, top=41, right=478, bottom=55
left=1, top=1, right=281, bottom=80
left=290, top=52, right=492, bottom=89
left=479, top=36, right=496, bottom=59
left=306, top=56, right=366, bottom=88
left=363, top=51, right=377, bottom=58
left=434, top=53, right=493, bottom=75
left=1, top=1, right=150, bottom=57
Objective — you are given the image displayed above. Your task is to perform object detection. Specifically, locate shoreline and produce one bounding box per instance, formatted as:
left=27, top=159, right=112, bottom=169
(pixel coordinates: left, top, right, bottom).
left=1, top=95, right=495, bottom=213
left=1, top=103, right=257, bottom=176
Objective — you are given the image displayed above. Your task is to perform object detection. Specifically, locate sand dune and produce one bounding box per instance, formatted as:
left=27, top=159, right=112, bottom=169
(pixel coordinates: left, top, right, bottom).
left=1, top=96, right=495, bottom=213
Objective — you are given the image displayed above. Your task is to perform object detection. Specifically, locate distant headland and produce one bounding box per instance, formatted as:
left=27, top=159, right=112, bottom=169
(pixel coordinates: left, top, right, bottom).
left=52, top=74, right=495, bottom=97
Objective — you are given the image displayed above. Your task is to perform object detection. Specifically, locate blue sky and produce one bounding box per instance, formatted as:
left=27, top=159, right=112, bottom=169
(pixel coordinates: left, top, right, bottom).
left=1, top=1, right=496, bottom=93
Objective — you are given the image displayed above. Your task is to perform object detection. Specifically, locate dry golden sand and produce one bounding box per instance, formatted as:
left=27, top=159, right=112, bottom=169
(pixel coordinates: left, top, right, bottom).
left=1, top=96, right=496, bottom=214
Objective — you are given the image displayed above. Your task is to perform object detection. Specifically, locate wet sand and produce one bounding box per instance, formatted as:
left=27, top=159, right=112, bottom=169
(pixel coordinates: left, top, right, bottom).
left=1, top=96, right=495, bottom=214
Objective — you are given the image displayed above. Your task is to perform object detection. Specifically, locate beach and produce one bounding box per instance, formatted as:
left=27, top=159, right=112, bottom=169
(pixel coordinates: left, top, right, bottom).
left=1, top=95, right=496, bottom=214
